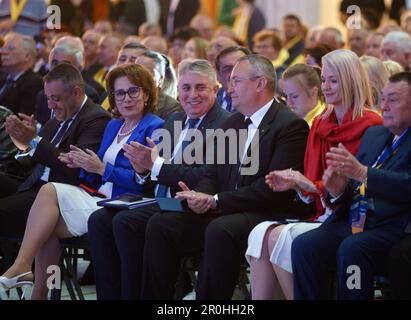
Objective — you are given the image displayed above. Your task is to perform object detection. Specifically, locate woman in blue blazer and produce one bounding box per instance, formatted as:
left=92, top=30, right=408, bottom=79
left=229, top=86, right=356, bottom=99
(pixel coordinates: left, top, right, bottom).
left=0, top=64, right=164, bottom=299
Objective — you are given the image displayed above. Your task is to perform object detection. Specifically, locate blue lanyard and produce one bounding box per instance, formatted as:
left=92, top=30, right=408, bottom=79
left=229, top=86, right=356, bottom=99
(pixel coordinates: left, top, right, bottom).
left=372, top=128, right=409, bottom=169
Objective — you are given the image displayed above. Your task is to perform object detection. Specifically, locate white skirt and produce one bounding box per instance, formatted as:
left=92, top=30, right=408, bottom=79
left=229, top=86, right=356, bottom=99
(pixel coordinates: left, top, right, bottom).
left=246, top=221, right=321, bottom=273
left=52, top=182, right=103, bottom=237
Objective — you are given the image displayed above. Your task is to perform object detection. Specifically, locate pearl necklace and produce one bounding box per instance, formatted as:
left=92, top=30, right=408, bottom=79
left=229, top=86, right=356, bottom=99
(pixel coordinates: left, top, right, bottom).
left=118, top=121, right=139, bottom=137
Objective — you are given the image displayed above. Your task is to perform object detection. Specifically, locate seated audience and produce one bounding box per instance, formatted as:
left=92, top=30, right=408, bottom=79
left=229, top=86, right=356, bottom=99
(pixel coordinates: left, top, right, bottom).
left=183, top=37, right=209, bottom=60
left=348, top=28, right=369, bottom=57
left=381, top=31, right=411, bottom=70
left=0, top=63, right=164, bottom=299
left=135, top=50, right=183, bottom=119
left=215, top=46, right=251, bottom=112
left=140, top=55, right=310, bottom=300
left=232, top=0, right=265, bottom=49
left=0, top=64, right=110, bottom=280
left=167, top=27, right=200, bottom=69
left=360, top=55, right=389, bottom=112
left=190, top=14, right=215, bottom=41
left=282, top=15, right=306, bottom=66
left=280, top=64, right=325, bottom=127
left=304, top=44, right=333, bottom=68
left=87, top=59, right=229, bottom=299
left=206, top=36, right=238, bottom=67
left=0, top=33, right=43, bottom=116
left=142, top=36, right=168, bottom=54
left=383, top=59, right=404, bottom=76
left=292, top=71, right=411, bottom=300
left=82, top=30, right=103, bottom=78
left=365, top=32, right=385, bottom=59
left=0, top=106, right=26, bottom=180
left=246, top=50, right=382, bottom=300
left=318, top=27, right=345, bottom=50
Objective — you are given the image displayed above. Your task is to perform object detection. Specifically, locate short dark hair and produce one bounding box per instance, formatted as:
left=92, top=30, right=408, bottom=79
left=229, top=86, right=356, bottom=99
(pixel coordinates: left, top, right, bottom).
left=304, top=44, right=334, bottom=67
left=169, top=26, right=200, bottom=43
left=389, top=71, right=411, bottom=93
left=122, top=42, right=147, bottom=50
left=215, top=46, right=251, bottom=71
left=106, top=63, right=157, bottom=115
left=283, top=14, right=302, bottom=26
left=43, top=62, right=85, bottom=92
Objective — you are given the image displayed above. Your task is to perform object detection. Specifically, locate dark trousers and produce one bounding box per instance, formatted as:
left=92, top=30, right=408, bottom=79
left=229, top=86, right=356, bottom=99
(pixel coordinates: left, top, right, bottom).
left=0, top=172, right=22, bottom=198
left=389, top=233, right=411, bottom=299
left=0, top=173, right=42, bottom=237
left=87, top=204, right=161, bottom=300
left=141, top=211, right=273, bottom=300
left=292, top=219, right=407, bottom=300
left=0, top=174, right=42, bottom=273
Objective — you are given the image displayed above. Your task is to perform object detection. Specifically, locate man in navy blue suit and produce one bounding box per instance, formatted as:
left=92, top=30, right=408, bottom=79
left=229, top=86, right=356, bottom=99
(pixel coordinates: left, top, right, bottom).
left=215, top=46, right=251, bottom=113
left=292, top=72, right=411, bottom=299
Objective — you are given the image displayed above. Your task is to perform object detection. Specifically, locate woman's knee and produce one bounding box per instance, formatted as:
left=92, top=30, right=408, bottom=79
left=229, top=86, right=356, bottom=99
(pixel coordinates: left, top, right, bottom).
left=267, top=225, right=285, bottom=253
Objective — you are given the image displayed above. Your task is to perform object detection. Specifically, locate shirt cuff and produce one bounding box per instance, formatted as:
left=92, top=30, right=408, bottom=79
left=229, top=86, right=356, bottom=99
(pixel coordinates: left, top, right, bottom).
left=295, top=188, right=313, bottom=204
left=135, top=171, right=150, bottom=185
left=15, top=136, right=42, bottom=159
left=151, top=157, right=165, bottom=181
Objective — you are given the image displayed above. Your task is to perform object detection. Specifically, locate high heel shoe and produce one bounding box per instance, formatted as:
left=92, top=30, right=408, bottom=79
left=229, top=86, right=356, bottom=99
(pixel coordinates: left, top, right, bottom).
left=0, top=271, right=34, bottom=290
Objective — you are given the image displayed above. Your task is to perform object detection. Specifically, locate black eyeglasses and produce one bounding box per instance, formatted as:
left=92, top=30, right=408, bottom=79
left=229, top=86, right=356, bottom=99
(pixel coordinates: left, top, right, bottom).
left=112, top=86, right=141, bottom=101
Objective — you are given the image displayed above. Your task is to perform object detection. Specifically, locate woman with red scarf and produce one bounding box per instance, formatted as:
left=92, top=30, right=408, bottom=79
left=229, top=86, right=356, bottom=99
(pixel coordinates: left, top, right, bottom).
left=245, top=49, right=383, bottom=300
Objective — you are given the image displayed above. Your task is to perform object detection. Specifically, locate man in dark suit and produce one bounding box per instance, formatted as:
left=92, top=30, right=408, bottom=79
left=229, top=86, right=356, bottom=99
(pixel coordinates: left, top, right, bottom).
left=35, top=39, right=106, bottom=126
left=0, top=33, right=43, bottom=116
left=215, top=46, right=251, bottom=113
left=0, top=63, right=110, bottom=238
left=140, top=54, right=310, bottom=299
left=87, top=59, right=230, bottom=300
left=160, top=0, right=200, bottom=36
left=292, top=72, right=411, bottom=300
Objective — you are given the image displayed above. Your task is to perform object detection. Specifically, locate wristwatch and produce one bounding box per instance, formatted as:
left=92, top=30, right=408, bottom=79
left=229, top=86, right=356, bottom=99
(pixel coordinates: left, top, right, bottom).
left=213, top=194, right=219, bottom=209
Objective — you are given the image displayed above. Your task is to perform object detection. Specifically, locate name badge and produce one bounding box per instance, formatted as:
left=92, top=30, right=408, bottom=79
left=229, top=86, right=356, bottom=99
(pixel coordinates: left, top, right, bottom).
left=349, top=193, right=368, bottom=234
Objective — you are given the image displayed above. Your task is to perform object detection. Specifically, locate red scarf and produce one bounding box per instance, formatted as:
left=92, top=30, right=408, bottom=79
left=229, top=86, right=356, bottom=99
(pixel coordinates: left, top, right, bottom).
left=303, top=108, right=382, bottom=219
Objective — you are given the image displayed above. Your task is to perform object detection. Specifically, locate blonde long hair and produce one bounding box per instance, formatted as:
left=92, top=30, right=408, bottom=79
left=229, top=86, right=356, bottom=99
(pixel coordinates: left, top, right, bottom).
left=321, top=49, right=373, bottom=120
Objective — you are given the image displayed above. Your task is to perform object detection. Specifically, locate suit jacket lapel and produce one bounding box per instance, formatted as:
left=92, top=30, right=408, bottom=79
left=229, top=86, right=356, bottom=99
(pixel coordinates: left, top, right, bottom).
left=247, top=100, right=280, bottom=157
left=59, top=99, right=92, bottom=146
left=362, top=129, right=392, bottom=167
left=380, top=128, right=411, bottom=170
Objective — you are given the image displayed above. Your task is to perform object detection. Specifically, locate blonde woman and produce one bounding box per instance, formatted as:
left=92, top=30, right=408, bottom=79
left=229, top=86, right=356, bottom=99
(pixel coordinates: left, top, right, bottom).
left=360, top=56, right=389, bottom=113
left=246, top=49, right=382, bottom=300
left=383, top=59, right=404, bottom=76
left=281, top=64, right=325, bottom=127
left=182, top=37, right=209, bottom=60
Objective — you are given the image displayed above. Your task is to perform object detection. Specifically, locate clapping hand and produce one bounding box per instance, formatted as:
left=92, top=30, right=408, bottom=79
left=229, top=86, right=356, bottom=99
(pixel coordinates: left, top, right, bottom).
left=175, top=181, right=217, bottom=214
left=5, top=113, right=37, bottom=150
left=58, top=145, right=105, bottom=175
left=265, top=169, right=319, bottom=193
left=123, top=138, right=158, bottom=173
left=322, top=167, right=349, bottom=197
left=326, top=143, right=368, bottom=182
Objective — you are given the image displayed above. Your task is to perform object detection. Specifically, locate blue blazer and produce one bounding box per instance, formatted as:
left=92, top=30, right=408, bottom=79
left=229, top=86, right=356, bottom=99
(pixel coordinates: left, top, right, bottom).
left=326, top=125, right=411, bottom=229
left=83, top=112, right=164, bottom=197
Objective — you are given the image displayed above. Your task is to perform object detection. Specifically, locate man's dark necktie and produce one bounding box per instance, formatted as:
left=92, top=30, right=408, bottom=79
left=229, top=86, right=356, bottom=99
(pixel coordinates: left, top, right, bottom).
left=224, top=95, right=232, bottom=112
left=156, top=118, right=200, bottom=197
left=17, top=119, right=71, bottom=192
left=233, top=116, right=252, bottom=189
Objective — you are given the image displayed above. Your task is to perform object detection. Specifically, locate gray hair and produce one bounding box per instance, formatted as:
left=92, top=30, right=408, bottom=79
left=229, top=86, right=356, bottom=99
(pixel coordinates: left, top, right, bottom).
left=382, top=31, right=411, bottom=53
left=5, top=33, right=36, bottom=62
left=52, top=43, right=84, bottom=69
left=237, top=54, right=277, bottom=92
left=178, top=58, right=217, bottom=85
